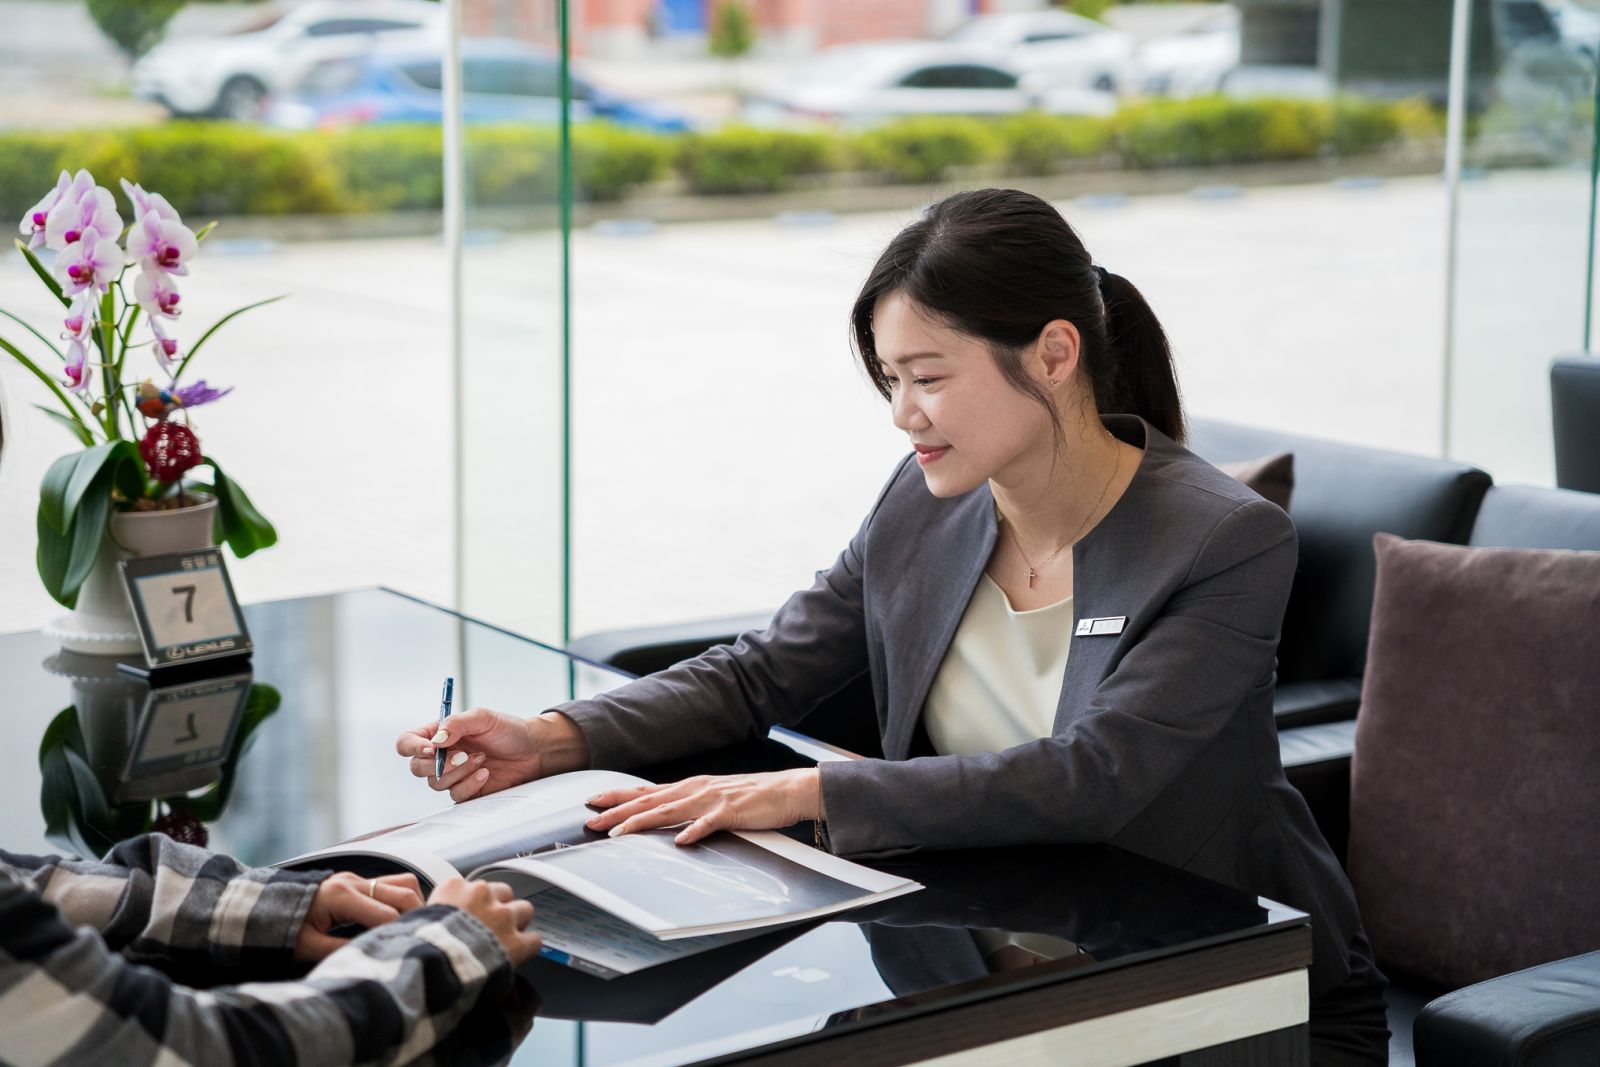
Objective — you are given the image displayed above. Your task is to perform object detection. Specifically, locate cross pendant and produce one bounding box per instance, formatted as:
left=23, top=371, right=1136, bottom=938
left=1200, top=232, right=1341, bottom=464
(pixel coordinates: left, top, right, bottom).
left=1027, top=568, right=1037, bottom=589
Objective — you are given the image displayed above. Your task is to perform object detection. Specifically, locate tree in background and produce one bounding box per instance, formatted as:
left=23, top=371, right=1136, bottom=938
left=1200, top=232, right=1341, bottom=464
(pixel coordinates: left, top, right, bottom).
left=709, top=0, right=756, bottom=60
left=86, top=0, right=186, bottom=60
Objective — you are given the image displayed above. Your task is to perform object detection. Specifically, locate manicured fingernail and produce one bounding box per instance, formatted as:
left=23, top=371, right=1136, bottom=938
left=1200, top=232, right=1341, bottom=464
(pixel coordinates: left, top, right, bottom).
left=608, top=825, right=624, bottom=837
left=675, top=832, right=688, bottom=845
left=475, top=769, right=489, bottom=782
left=585, top=817, right=600, bottom=829
left=431, top=730, right=448, bottom=744
left=586, top=795, right=601, bottom=804
left=421, top=746, right=434, bottom=755
left=473, top=751, right=486, bottom=762
left=451, top=751, right=469, bottom=767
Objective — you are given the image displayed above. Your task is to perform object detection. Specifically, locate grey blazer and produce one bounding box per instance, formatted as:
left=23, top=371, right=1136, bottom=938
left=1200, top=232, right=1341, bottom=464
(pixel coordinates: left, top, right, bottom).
left=559, top=414, right=1368, bottom=995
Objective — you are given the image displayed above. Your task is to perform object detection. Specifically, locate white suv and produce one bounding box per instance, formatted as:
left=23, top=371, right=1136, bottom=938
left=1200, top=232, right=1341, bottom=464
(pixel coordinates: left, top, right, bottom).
left=131, top=0, right=444, bottom=121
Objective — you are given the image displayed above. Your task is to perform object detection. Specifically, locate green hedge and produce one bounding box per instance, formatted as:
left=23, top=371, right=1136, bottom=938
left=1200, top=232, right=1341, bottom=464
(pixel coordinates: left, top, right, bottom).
left=677, top=125, right=835, bottom=194
left=852, top=116, right=1001, bottom=184
left=0, top=97, right=1430, bottom=224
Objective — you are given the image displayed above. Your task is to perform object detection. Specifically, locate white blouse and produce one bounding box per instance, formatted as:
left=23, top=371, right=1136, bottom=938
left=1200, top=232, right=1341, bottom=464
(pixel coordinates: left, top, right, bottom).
left=923, top=574, right=1074, bottom=756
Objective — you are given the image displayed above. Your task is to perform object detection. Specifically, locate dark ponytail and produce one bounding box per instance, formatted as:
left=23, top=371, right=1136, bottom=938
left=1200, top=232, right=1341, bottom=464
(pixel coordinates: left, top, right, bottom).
left=850, top=188, right=1185, bottom=445
left=1095, top=269, right=1185, bottom=445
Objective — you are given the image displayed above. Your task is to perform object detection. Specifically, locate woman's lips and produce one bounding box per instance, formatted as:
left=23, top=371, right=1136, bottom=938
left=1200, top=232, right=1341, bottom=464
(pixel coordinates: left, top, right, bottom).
left=915, top=446, right=950, bottom=466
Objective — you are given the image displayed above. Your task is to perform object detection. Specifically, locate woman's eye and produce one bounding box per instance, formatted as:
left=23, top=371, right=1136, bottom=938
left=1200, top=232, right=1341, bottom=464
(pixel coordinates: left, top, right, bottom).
left=912, top=377, right=935, bottom=387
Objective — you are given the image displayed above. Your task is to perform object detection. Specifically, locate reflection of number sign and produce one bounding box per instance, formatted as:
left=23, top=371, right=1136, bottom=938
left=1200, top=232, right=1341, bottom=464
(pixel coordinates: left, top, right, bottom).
left=120, top=550, right=253, bottom=670
left=125, top=675, right=252, bottom=779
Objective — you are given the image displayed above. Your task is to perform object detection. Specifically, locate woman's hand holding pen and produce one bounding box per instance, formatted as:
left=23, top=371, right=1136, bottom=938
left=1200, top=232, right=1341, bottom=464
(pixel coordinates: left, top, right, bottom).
left=583, top=769, right=823, bottom=846
left=396, top=707, right=591, bottom=802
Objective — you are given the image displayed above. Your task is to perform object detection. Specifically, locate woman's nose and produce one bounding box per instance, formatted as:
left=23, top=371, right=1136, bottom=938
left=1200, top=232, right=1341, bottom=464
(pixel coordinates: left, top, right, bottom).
left=890, top=389, right=927, bottom=433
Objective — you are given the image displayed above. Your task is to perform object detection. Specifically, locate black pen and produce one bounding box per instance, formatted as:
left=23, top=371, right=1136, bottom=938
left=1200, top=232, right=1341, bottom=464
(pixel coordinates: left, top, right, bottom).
left=433, top=677, right=454, bottom=778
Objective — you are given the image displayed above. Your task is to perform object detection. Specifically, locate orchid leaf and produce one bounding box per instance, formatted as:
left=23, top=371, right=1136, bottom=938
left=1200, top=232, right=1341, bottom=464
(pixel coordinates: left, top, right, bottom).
left=173, top=295, right=286, bottom=380
left=14, top=239, right=70, bottom=308
left=0, top=306, right=65, bottom=361
left=37, top=441, right=144, bottom=607
left=33, top=405, right=95, bottom=446
left=0, top=333, right=94, bottom=441
left=59, top=483, right=110, bottom=606
left=36, top=508, right=72, bottom=607
left=204, top=457, right=277, bottom=558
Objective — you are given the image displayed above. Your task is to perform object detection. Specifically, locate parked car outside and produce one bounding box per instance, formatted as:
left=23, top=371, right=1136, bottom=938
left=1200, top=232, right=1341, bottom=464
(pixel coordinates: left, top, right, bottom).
left=941, top=9, right=1136, bottom=92
left=131, top=0, right=444, bottom=121
left=1546, top=0, right=1600, bottom=60
left=743, top=41, right=1116, bottom=127
left=1132, top=6, right=1241, bottom=97
left=263, top=38, right=692, bottom=131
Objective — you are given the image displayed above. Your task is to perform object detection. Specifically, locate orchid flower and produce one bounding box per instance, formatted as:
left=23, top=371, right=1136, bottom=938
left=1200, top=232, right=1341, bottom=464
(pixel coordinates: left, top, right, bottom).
left=53, top=225, right=125, bottom=297
left=173, top=379, right=232, bottom=409
left=60, top=293, right=96, bottom=345
left=44, top=177, right=121, bottom=251
left=19, top=170, right=72, bottom=251
left=120, top=179, right=179, bottom=225
left=149, top=317, right=180, bottom=372
left=62, top=338, right=93, bottom=395
left=129, top=209, right=198, bottom=276
left=133, top=268, right=182, bottom=318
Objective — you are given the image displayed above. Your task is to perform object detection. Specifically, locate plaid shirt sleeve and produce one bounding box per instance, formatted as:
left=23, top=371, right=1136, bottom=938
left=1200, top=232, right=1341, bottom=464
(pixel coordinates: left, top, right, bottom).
left=0, top=835, right=515, bottom=1067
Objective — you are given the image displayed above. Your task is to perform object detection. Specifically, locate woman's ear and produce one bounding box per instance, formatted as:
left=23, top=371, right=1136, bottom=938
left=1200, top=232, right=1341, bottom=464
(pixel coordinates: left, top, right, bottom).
left=1036, top=319, right=1082, bottom=387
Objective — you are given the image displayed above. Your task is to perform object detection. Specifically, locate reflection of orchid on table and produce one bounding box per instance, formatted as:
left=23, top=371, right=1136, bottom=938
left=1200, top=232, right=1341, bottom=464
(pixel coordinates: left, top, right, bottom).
left=37, top=668, right=280, bottom=858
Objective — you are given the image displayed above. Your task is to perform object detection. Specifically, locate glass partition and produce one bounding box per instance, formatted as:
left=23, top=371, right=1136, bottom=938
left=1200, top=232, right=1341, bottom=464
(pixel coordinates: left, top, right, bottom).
left=1445, top=0, right=1596, bottom=483
left=454, top=0, right=571, bottom=644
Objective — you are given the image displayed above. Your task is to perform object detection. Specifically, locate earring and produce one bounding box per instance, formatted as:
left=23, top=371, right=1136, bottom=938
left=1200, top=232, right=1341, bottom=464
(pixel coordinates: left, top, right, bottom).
left=1047, top=379, right=1060, bottom=388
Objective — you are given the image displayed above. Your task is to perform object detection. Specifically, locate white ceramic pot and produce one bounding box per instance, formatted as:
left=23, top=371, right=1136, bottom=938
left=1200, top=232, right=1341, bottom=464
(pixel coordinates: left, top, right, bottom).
left=45, top=496, right=220, bottom=655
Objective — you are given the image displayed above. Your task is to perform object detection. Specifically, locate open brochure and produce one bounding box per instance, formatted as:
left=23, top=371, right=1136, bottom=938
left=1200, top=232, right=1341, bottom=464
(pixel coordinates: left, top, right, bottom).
left=284, top=769, right=921, bottom=979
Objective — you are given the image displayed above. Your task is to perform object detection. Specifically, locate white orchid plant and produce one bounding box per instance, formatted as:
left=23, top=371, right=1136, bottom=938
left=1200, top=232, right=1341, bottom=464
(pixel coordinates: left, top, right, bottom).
left=2, top=169, right=280, bottom=610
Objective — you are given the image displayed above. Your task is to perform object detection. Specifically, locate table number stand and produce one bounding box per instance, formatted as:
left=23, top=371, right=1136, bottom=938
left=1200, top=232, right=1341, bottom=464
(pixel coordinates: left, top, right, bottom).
left=116, top=548, right=253, bottom=682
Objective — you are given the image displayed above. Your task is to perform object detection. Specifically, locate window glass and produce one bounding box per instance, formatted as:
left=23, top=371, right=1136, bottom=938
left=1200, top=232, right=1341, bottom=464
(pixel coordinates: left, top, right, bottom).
left=898, top=64, right=1017, bottom=90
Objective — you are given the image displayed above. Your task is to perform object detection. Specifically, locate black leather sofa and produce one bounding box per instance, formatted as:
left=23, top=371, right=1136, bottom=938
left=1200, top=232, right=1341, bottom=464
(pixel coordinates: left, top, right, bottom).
left=567, top=423, right=1598, bottom=1065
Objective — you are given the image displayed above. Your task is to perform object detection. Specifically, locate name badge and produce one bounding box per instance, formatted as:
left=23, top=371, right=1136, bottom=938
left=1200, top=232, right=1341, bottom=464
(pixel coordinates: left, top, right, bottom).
left=1075, top=616, right=1127, bottom=637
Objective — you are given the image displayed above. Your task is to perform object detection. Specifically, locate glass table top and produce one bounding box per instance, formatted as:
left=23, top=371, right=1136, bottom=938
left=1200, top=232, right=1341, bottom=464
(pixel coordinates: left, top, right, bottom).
left=0, top=588, right=1308, bottom=1067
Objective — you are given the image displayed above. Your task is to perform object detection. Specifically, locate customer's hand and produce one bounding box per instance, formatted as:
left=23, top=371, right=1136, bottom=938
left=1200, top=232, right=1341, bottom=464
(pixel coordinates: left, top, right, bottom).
left=396, top=708, right=590, bottom=802
left=584, top=769, right=822, bottom=846
left=295, top=871, right=426, bottom=961
left=429, top=876, right=543, bottom=967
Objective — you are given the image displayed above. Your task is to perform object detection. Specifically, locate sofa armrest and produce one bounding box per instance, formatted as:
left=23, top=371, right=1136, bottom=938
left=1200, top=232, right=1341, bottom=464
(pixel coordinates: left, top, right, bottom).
left=566, top=612, right=774, bottom=677
left=1415, top=950, right=1600, bottom=1066
left=1274, top=677, right=1363, bottom=728
left=1277, top=719, right=1356, bottom=867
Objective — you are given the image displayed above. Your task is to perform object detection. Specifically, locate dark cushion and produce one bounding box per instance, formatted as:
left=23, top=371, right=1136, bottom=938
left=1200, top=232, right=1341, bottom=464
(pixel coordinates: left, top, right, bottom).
left=1469, top=484, right=1600, bottom=552
left=1217, top=451, right=1294, bottom=512
left=1414, top=950, right=1600, bottom=1067
left=1551, top=354, right=1600, bottom=494
left=1188, top=419, right=1490, bottom=686
left=1348, top=534, right=1600, bottom=988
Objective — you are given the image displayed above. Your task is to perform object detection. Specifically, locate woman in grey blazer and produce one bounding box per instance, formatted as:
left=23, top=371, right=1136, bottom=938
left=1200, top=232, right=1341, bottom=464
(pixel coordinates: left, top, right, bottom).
left=399, top=189, right=1388, bottom=1063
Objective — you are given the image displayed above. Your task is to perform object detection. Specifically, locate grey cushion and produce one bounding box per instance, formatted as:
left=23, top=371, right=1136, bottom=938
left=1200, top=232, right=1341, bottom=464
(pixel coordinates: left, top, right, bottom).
left=1348, top=534, right=1600, bottom=988
left=1469, top=484, right=1600, bottom=552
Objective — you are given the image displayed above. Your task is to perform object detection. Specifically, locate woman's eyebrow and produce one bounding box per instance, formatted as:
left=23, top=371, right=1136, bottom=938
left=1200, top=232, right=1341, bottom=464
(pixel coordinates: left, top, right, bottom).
left=881, top=351, right=946, bottom=367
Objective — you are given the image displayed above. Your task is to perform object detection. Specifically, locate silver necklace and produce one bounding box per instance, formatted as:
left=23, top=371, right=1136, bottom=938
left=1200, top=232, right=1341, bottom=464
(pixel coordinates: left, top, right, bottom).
left=998, top=444, right=1122, bottom=589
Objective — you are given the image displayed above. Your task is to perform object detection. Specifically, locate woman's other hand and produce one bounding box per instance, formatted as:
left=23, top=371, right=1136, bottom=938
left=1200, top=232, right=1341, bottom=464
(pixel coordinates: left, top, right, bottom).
left=395, top=708, right=590, bottom=802
left=294, top=872, right=425, bottom=961
left=429, top=876, right=543, bottom=967
left=584, top=769, right=822, bottom=846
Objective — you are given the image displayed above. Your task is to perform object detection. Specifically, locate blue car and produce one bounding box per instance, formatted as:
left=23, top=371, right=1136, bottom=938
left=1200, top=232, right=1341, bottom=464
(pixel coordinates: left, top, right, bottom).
left=265, top=38, right=691, bottom=131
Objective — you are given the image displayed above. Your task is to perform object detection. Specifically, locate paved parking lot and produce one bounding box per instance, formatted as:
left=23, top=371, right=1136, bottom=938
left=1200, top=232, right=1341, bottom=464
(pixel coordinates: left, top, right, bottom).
left=1, top=169, right=1590, bottom=642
